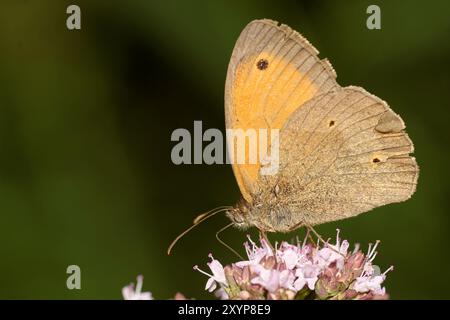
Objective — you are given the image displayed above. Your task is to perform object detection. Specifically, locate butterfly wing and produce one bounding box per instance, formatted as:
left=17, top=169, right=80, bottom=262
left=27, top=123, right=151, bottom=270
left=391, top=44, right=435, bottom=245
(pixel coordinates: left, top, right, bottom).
left=225, top=19, right=338, bottom=203
left=267, top=86, right=418, bottom=226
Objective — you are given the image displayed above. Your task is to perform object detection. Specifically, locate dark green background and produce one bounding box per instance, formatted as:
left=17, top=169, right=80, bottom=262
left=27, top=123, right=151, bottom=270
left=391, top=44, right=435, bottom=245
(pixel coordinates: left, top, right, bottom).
left=0, top=0, right=449, bottom=299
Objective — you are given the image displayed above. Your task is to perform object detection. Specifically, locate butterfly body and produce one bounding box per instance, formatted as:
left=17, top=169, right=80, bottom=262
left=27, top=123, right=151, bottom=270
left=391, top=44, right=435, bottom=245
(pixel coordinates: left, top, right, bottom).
left=227, top=189, right=297, bottom=233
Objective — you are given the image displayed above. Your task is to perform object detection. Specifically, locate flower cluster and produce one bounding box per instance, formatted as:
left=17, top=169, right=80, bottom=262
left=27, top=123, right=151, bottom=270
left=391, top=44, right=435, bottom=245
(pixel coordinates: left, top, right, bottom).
left=194, top=230, right=392, bottom=300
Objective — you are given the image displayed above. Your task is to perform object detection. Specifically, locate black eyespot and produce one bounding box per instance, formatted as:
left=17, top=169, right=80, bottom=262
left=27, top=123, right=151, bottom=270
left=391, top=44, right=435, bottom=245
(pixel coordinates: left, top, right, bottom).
left=256, top=59, right=269, bottom=70
left=372, top=158, right=380, bottom=163
left=329, top=120, right=335, bottom=127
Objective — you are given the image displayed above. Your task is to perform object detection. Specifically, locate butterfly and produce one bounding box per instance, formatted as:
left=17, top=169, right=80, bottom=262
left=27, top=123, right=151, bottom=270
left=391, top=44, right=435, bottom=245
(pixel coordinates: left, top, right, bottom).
left=168, top=19, right=418, bottom=254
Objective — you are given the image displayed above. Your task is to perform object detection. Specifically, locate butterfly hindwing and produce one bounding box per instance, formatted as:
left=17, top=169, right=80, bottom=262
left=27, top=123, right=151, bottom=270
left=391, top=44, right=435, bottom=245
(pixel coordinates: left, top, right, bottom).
left=265, top=86, right=419, bottom=225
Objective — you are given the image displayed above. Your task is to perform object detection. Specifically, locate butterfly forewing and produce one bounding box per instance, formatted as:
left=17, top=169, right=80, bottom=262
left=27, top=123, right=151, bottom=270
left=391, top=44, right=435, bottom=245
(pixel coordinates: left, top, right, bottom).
left=225, top=19, right=338, bottom=203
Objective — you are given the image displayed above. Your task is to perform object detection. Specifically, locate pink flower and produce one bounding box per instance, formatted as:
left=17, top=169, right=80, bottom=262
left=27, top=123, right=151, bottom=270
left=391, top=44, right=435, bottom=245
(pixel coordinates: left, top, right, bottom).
left=215, top=288, right=229, bottom=300
left=314, top=229, right=349, bottom=270
left=194, top=253, right=227, bottom=292
left=294, top=263, right=321, bottom=290
left=251, top=267, right=281, bottom=292
left=122, top=275, right=153, bottom=300
left=195, top=229, right=392, bottom=300
left=276, top=243, right=302, bottom=269
left=354, top=275, right=386, bottom=295
left=236, top=236, right=274, bottom=267
left=250, top=266, right=296, bottom=293
left=174, top=292, right=187, bottom=300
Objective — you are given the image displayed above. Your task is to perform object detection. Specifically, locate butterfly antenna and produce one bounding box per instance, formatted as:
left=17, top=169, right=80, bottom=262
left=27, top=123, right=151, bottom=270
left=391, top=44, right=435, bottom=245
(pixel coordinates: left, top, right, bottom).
left=167, top=206, right=231, bottom=255
left=216, top=222, right=244, bottom=260
left=193, top=206, right=231, bottom=225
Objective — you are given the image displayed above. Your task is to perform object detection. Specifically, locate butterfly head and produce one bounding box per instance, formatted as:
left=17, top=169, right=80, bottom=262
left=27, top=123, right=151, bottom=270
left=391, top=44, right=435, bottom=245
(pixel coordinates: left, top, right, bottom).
left=226, top=199, right=252, bottom=230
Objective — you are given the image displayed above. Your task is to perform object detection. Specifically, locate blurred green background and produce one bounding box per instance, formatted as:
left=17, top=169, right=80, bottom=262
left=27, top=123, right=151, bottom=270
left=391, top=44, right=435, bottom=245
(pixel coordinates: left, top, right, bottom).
left=0, top=0, right=449, bottom=299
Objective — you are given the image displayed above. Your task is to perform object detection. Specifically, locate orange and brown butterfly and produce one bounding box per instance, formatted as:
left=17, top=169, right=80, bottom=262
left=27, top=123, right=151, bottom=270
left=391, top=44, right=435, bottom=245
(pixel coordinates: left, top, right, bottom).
left=168, top=19, right=418, bottom=254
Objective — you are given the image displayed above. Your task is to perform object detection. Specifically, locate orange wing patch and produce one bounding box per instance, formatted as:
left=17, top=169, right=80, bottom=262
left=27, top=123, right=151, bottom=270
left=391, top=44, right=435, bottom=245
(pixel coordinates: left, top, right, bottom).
left=225, top=19, right=338, bottom=203
left=229, top=53, right=319, bottom=201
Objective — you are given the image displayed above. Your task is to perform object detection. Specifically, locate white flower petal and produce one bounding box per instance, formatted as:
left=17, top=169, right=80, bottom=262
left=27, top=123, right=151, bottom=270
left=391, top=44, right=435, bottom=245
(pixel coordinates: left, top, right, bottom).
left=122, top=285, right=135, bottom=300
left=208, top=260, right=226, bottom=284
left=205, top=277, right=217, bottom=292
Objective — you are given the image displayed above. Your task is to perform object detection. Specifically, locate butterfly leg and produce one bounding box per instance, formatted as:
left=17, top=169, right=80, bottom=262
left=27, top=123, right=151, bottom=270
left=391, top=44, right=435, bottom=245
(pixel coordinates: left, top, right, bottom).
left=303, top=228, right=318, bottom=246
left=259, top=230, right=276, bottom=252
left=303, top=223, right=326, bottom=245
left=304, top=223, right=345, bottom=257
left=287, top=222, right=318, bottom=246
left=216, top=222, right=244, bottom=260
